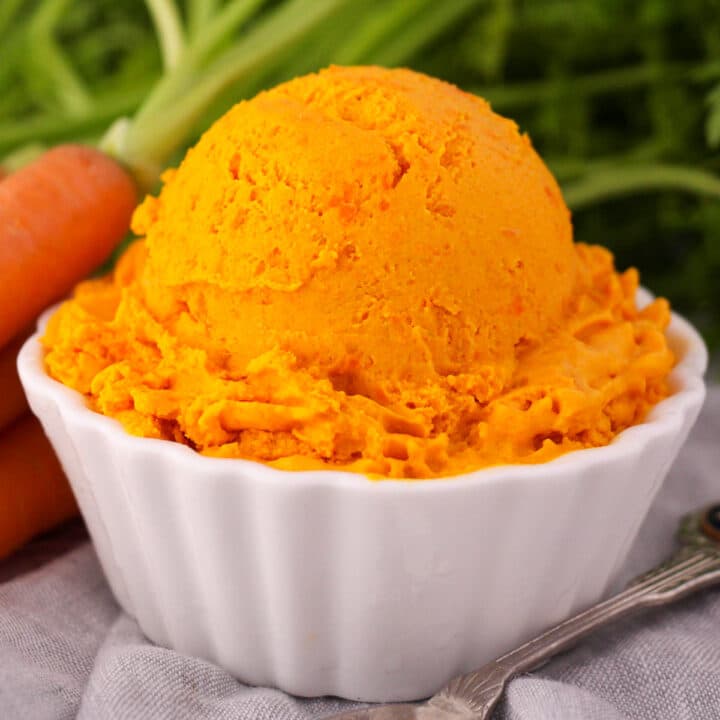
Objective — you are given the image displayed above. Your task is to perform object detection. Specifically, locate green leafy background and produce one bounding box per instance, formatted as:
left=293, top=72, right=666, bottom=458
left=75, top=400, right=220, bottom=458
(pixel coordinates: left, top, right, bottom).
left=3, top=0, right=720, bottom=356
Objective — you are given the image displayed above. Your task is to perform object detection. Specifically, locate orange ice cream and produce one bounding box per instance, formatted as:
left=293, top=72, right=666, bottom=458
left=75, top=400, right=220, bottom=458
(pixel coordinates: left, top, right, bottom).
left=43, top=66, right=674, bottom=479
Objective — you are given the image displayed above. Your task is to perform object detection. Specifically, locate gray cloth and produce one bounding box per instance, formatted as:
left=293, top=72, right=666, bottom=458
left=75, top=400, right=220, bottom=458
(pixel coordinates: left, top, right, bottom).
left=1, top=389, right=719, bottom=720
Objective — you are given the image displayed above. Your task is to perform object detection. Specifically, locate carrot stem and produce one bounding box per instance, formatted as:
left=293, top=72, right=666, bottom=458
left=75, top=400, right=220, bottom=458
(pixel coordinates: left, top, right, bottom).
left=116, top=0, right=349, bottom=187
left=0, top=88, right=147, bottom=156
left=562, top=163, right=720, bottom=209
left=27, top=0, right=94, bottom=115
left=144, top=0, right=186, bottom=71
left=368, top=0, right=481, bottom=67
left=133, top=0, right=268, bottom=126
left=187, top=0, right=221, bottom=40
left=333, top=0, right=436, bottom=66
left=474, top=61, right=720, bottom=111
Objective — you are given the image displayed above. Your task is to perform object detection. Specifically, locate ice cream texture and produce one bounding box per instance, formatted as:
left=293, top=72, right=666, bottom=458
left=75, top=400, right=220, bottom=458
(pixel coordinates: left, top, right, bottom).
left=43, top=66, right=674, bottom=479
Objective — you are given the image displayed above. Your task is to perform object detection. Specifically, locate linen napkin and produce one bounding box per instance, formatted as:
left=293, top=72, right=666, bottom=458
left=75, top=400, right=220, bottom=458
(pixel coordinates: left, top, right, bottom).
left=1, top=387, right=719, bottom=720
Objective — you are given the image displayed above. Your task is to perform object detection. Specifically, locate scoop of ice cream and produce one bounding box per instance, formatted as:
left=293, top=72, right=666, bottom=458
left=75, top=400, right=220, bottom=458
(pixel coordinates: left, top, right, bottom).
left=43, top=66, right=674, bottom=478
left=133, top=66, right=576, bottom=388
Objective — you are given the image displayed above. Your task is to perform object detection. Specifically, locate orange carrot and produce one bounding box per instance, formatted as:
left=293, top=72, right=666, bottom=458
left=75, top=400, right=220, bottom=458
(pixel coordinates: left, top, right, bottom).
left=0, top=414, right=78, bottom=560
left=0, top=333, right=30, bottom=433
left=0, top=144, right=136, bottom=348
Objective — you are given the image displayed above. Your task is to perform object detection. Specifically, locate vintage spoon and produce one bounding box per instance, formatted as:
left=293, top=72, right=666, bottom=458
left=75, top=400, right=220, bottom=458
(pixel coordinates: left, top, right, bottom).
left=328, top=503, right=720, bottom=720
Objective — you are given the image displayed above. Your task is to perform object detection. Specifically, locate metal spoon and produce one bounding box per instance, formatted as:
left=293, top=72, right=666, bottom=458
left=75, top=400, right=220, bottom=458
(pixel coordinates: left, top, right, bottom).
left=327, top=503, right=720, bottom=720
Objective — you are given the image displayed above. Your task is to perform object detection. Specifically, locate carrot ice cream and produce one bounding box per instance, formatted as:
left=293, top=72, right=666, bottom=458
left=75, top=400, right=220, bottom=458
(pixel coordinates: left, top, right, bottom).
left=42, top=66, right=674, bottom=479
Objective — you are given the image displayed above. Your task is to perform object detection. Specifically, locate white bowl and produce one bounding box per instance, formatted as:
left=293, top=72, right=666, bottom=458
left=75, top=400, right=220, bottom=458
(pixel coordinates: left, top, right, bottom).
left=18, top=297, right=707, bottom=702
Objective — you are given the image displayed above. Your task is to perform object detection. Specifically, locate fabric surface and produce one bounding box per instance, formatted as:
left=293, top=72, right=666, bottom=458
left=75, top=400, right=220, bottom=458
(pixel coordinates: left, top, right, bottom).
left=1, top=388, right=719, bottom=720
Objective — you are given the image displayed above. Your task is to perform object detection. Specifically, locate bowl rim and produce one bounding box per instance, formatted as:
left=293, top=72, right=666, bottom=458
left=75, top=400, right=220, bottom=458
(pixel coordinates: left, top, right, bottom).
left=18, top=291, right=708, bottom=495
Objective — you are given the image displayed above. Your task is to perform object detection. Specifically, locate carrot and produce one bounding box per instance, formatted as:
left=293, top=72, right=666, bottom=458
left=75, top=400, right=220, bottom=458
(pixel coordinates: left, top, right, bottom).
left=0, top=332, right=30, bottom=433
left=0, top=414, right=78, bottom=560
left=0, top=144, right=136, bottom=348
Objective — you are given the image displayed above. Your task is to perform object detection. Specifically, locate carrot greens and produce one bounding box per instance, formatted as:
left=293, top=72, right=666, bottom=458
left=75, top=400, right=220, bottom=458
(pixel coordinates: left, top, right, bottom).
left=3, top=0, right=720, bottom=345
left=2, top=0, right=483, bottom=189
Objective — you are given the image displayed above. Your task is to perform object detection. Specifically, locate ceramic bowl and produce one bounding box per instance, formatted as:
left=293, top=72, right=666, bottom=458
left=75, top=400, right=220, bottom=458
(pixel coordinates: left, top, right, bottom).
left=18, top=295, right=707, bottom=702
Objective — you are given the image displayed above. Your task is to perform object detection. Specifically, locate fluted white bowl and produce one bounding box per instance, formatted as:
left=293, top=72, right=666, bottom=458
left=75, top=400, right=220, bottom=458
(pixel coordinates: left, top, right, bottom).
left=18, top=295, right=707, bottom=702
